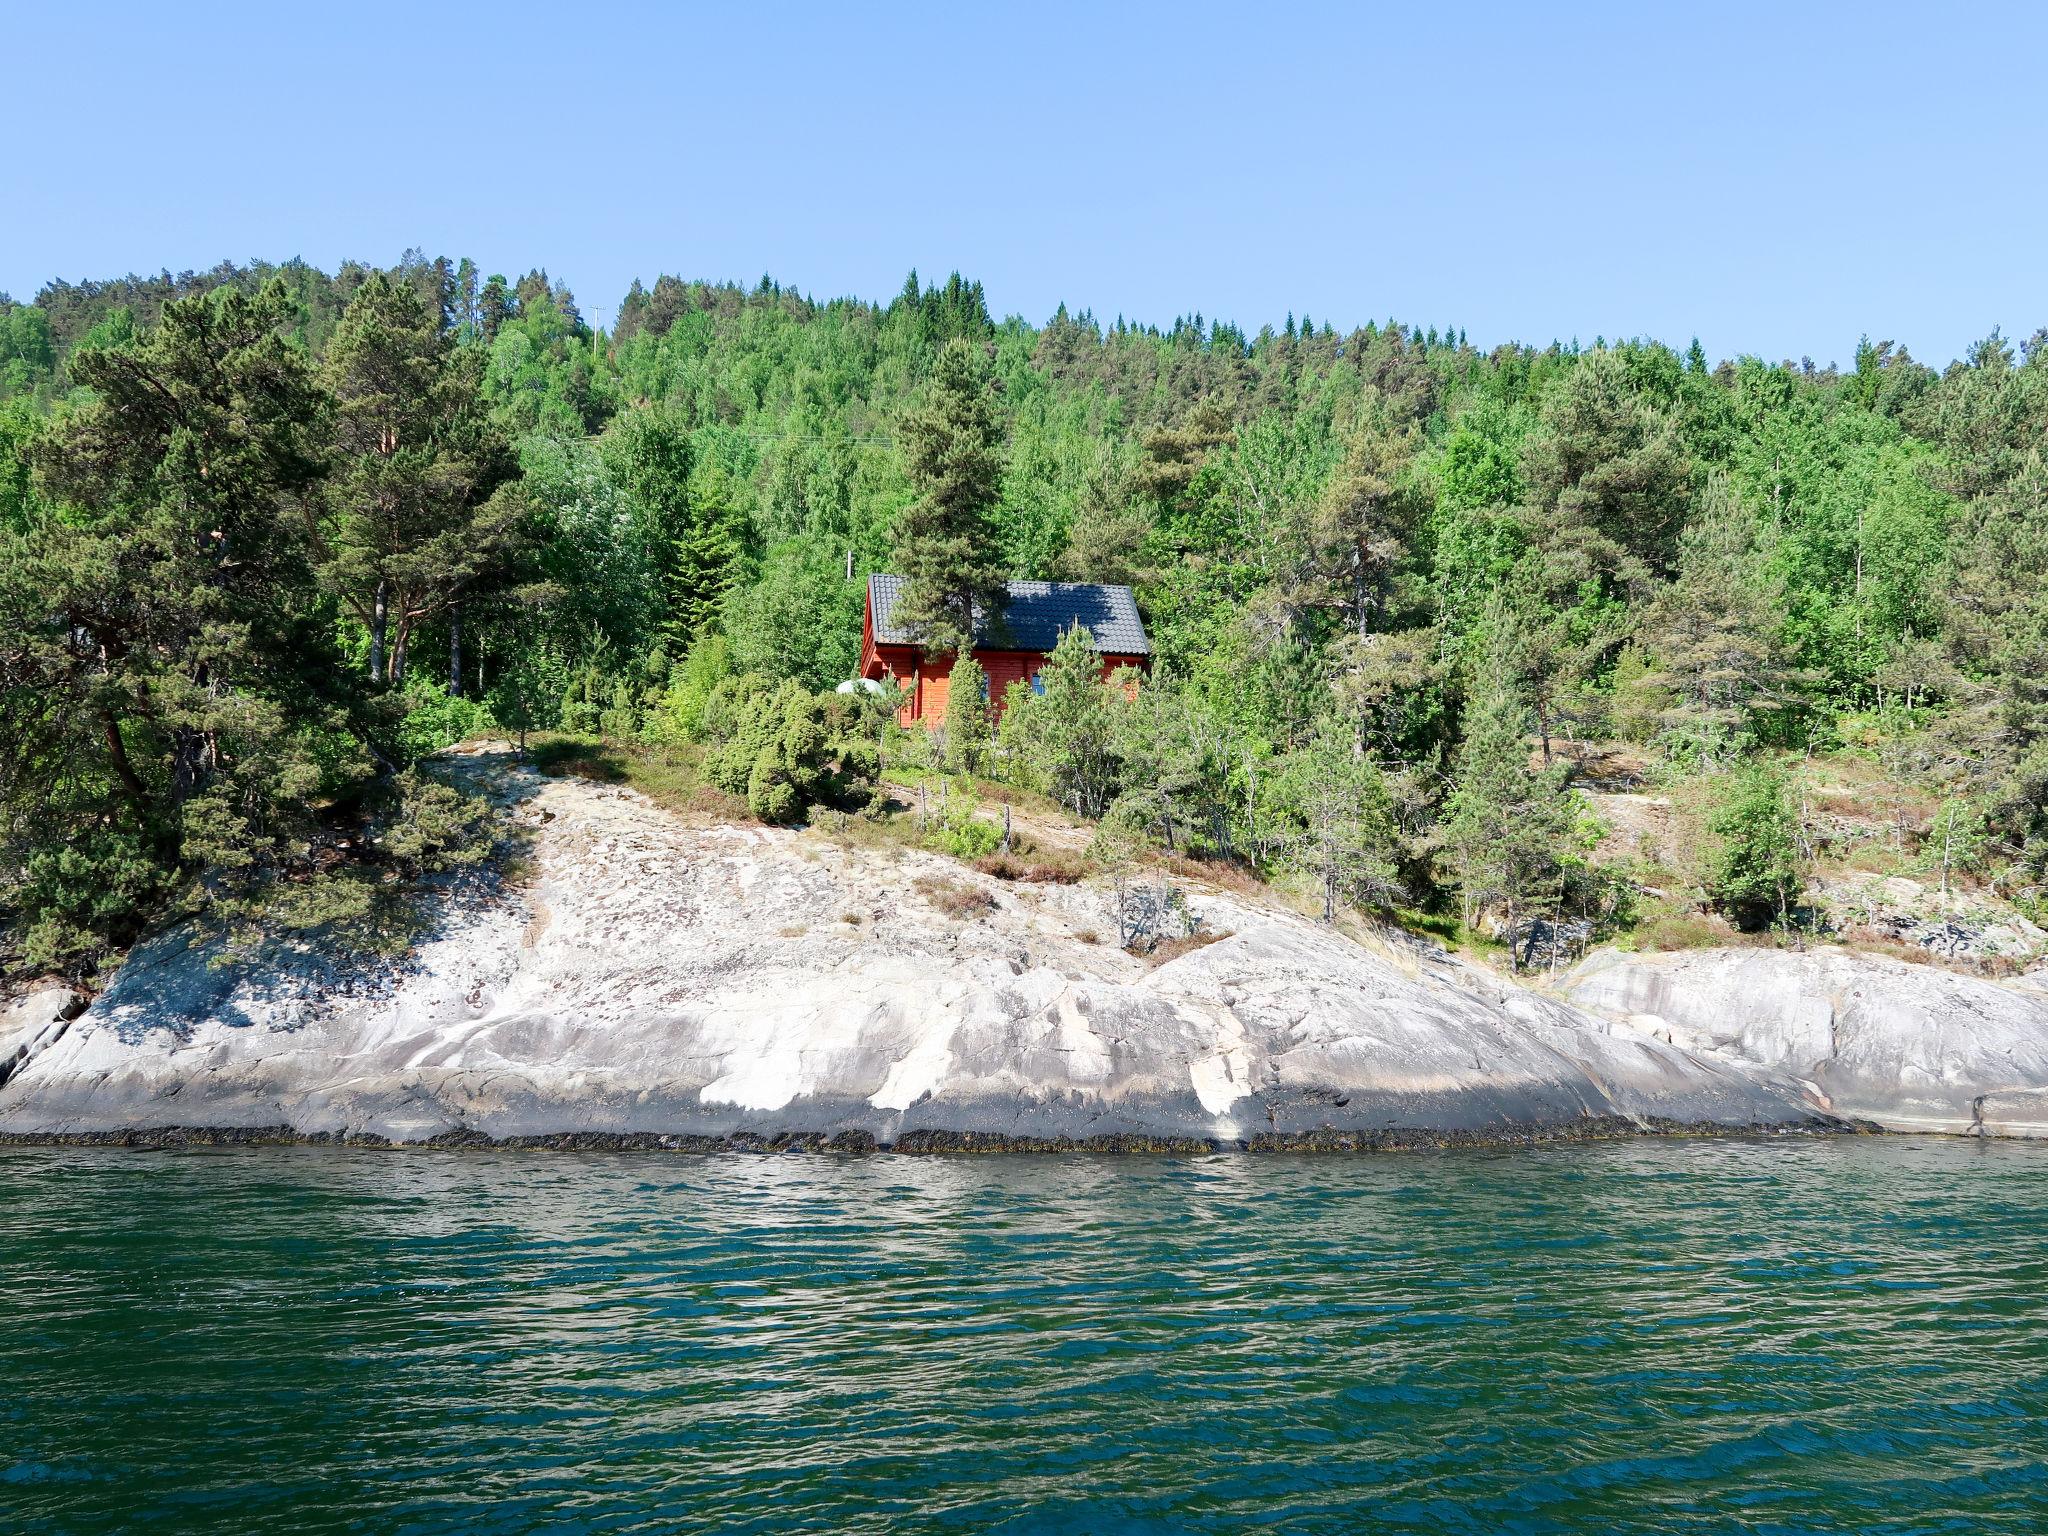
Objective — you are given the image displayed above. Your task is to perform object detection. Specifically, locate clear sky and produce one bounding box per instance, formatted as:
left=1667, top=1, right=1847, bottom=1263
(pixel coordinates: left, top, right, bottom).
left=6, top=1, right=2041, bottom=367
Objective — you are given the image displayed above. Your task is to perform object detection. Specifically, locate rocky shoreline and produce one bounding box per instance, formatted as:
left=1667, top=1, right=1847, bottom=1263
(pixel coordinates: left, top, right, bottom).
left=1, top=754, right=2041, bottom=1150
left=0, top=1114, right=1870, bottom=1155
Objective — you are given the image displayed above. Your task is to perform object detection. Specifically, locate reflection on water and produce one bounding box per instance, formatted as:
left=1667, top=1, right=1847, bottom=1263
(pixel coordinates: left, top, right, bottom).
left=3, top=1139, right=2045, bottom=1534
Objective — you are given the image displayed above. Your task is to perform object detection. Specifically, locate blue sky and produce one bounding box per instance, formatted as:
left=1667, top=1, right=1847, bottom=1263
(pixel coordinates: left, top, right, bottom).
left=6, top=1, right=2041, bottom=366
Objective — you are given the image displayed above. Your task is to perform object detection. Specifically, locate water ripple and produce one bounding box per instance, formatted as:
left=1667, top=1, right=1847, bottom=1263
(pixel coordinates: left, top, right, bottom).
left=2, top=1139, right=2047, bottom=1533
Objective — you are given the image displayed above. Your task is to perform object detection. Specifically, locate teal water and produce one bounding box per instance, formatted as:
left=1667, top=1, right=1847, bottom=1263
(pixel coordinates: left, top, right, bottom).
left=2, top=1140, right=2045, bottom=1534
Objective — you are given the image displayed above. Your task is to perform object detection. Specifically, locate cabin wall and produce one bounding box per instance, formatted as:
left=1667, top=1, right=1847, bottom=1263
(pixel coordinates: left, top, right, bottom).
left=865, top=642, right=1150, bottom=730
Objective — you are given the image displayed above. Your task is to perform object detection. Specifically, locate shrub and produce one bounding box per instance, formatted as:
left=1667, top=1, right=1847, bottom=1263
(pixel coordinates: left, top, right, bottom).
left=13, top=825, right=172, bottom=975
left=946, top=655, right=992, bottom=775
left=395, top=673, right=492, bottom=760
left=216, top=770, right=498, bottom=963
left=922, top=779, right=1002, bottom=858
left=1705, top=764, right=1805, bottom=929
left=598, top=676, right=641, bottom=741
left=559, top=662, right=605, bottom=735
left=654, top=633, right=731, bottom=744
left=701, top=674, right=878, bottom=823
left=378, top=770, right=496, bottom=879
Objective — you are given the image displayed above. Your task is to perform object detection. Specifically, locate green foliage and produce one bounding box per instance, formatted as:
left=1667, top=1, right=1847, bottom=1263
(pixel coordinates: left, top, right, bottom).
left=890, top=337, right=1009, bottom=655
left=396, top=673, right=493, bottom=759
left=1639, top=474, right=1802, bottom=757
left=559, top=658, right=608, bottom=736
left=1443, top=602, right=1580, bottom=967
left=922, top=779, right=1003, bottom=858
left=1705, top=764, right=1806, bottom=929
left=945, top=655, right=992, bottom=774
left=1608, top=641, right=1667, bottom=744
left=0, top=304, right=55, bottom=399
left=7, top=251, right=2048, bottom=978
left=655, top=633, right=732, bottom=743
left=378, top=770, right=497, bottom=879
left=1271, top=723, right=1402, bottom=921
left=318, top=272, right=521, bottom=687
left=12, top=826, right=174, bottom=975
left=1921, top=797, right=1987, bottom=903
left=721, top=536, right=862, bottom=689
left=601, top=406, right=745, bottom=644
left=216, top=770, right=496, bottom=963
left=701, top=675, right=876, bottom=823
left=998, top=626, right=1123, bottom=818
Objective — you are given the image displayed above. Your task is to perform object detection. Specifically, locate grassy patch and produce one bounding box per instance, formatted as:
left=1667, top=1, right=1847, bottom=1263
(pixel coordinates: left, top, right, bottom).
left=527, top=734, right=746, bottom=824
left=1145, top=930, right=1229, bottom=966
left=972, top=848, right=1091, bottom=884
left=914, top=874, right=998, bottom=920
left=1628, top=912, right=1744, bottom=951
left=885, top=765, right=1068, bottom=820
left=1157, top=852, right=1265, bottom=896
left=1390, top=907, right=1462, bottom=946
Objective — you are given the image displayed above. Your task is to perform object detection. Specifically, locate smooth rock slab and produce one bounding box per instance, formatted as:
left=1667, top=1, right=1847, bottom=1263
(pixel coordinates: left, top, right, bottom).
left=1566, top=946, right=2048, bottom=1135
left=0, top=760, right=1840, bottom=1148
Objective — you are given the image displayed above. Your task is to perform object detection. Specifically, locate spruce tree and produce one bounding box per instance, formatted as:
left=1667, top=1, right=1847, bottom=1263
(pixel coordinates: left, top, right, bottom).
left=890, top=337, right=1008, bottom=656
left=945, top=654, right=992, bottom=775
left=1443, top=599, right=1576, bottom=968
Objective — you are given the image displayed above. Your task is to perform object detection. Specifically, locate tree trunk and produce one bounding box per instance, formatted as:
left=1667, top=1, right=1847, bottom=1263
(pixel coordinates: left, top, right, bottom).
left=100, top=709, right=152, bottom=825
left=370, top=580, right=388, bottom=683
left=170, top=726, right=206, bottom=807
left=448, top=603, right=463, bottom=698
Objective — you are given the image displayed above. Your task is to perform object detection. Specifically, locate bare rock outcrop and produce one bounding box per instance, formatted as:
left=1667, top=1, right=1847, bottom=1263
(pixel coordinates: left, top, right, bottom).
left=0, top=986, right=83, bottom=1092
left=1565, top=947, right=2048, bottom=1135
left=0, top=759, right=1842, bottom=1148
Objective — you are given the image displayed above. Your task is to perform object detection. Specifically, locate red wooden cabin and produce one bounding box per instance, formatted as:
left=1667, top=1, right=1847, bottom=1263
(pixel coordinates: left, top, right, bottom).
left=859, top=574, right=1151, bottom=728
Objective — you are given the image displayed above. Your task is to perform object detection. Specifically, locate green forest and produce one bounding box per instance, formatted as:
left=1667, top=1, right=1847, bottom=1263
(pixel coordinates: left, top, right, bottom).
left=3, top=252, right=2045, bottom=980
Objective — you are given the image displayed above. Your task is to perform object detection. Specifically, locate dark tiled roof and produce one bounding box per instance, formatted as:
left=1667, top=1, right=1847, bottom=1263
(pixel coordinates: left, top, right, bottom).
left=867, top=574, right=1151, bottom=656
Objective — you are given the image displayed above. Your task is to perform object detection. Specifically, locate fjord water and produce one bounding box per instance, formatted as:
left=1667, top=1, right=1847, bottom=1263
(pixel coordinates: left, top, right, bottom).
left=3, top=1141, right=2044, bottom=1535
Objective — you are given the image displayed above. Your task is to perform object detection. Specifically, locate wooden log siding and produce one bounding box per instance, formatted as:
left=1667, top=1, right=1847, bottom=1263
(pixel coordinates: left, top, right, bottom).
left=859, top=575, right=1151, bottom=730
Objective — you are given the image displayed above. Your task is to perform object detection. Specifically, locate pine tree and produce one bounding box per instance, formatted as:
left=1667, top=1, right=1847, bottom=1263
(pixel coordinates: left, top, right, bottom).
left=317, top=273, right=523, bottom=687
left=1306, top=422, right=1424, bottom=638
left=1639, top=474, right=1800, bottom=755
left=1109, top=677, right=1214, bottom=852
left=7, top=282, right=342, bottom=963
left=1274, top=722, right=1402, bottom=922
left=478, top=273, right=514, bottom=342
left=452, top=258, right=480, bottom=342
left=890, top=337, right=1007, bottom=656
left=1520, top=346, right=1694, bottom=587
